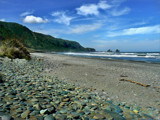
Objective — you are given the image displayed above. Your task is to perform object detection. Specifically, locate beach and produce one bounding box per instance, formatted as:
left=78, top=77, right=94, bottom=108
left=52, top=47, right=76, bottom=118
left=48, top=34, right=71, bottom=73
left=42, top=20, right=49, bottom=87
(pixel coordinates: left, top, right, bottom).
left=32, top=53, right=160, bottom=111
left=0, top=53, right=160, bottom=119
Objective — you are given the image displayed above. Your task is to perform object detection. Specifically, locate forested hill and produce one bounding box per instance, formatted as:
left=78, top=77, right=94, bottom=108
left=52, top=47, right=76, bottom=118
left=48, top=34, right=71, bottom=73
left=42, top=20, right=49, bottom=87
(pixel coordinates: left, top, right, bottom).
left=0, top=21, right=95, bottom=52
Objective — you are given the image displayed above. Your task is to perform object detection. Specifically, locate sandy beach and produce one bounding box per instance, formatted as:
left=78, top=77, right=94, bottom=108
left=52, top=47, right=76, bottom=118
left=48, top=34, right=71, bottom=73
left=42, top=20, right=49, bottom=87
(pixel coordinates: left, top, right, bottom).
left=31, top=53, right=160, bottom=112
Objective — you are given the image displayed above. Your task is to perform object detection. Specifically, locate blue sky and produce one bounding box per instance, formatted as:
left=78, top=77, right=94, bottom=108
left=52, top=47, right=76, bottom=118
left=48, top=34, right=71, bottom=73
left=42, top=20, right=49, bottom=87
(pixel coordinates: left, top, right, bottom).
left=0, top=0, right=160, bottom=52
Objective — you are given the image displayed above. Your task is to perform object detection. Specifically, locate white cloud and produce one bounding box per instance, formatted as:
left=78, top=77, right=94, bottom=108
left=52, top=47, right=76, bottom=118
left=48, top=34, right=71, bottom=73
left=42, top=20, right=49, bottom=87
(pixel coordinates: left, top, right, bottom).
left=98, top=0, right=111, bottom=9
left=76, top=0, right=111, bottom=16
left=51, top=11, right=73, bottom=26
left=20, top=11, right=34, bottom=17
left=23, top=15, right=49, bottom=23
left=111, top=0, right=126, bottom=7
left=107, top=25, right=160, bottom=37
left=0, top=18, right=5, bottom=21
left=41, top=23, right=102, bottom=34
left=111, top=7, right=130, bottom=16
left=77, top=4, right=99, bottom=16
left=68, top=23, right=102, bottom=34
left=51, top=11, right=62, bottom=16
left=132, top=21, right=147, bottom=26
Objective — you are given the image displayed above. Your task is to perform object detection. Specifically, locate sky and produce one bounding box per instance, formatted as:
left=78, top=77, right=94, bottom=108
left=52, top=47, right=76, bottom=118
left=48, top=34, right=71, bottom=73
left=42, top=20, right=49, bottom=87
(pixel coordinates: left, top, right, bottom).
left=0, top=0, right=160, bottom=52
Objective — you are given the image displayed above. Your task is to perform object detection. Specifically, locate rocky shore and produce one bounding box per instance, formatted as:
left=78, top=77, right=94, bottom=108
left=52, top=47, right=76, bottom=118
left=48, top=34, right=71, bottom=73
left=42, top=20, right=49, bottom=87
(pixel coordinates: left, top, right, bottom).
left=0, top=56, right=159, bottom=119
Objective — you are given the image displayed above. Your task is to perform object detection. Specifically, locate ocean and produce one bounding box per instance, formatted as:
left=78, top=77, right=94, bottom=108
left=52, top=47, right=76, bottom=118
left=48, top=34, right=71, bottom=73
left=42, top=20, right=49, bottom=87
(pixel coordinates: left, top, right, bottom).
left=59, top=52, right=160, bottom=63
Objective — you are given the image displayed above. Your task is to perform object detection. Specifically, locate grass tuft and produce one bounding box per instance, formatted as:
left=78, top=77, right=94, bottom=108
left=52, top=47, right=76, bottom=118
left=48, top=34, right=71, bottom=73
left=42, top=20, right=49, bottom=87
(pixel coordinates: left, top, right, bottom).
left=0, top=38, right=31, bottom=60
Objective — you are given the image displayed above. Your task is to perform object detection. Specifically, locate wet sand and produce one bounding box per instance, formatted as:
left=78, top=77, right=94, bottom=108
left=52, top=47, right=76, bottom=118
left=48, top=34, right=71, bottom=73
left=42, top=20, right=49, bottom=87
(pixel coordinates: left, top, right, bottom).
left=32, top=53, right=160, bottom=113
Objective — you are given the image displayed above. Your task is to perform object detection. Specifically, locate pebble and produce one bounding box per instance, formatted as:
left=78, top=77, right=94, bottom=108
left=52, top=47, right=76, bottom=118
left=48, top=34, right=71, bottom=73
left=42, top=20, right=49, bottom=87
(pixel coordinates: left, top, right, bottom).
left=63, top=98, right=70, bottom=102
left=40, top=109, right=48, bottom=115
left=133, top=109, right=139, bottom=114
left=44, top=114, right=55, bottom=120
left=59, top=109, right=68, bottom=114
left=33, top=103, right=41, bottom=110
left=93, top=114, right=106, bottom=119
left=0, top=114, right=12, bottom=120
left=16, top=108, right=23, bottom=113
left=47, top=107, right=55, bottom=113
left=30, top=110, right=39, bottom=115
left=31, top=98, right=39, bottom=102
left=59, top=102, right=66, bottom=107
left=0, top=57, right=156, bottom=120
left=21, top=110, right=30, bottom=118
left=55, top=114, right=67, bottom=120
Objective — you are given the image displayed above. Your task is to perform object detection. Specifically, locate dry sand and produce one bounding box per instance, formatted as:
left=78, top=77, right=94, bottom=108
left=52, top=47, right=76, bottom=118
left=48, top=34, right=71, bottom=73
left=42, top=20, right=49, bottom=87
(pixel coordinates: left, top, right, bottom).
left=31, top=53, right=160, bottom=112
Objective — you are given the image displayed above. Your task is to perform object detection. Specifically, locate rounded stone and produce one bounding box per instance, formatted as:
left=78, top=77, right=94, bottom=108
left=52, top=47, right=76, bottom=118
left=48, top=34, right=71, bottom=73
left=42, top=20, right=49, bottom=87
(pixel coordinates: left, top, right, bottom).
left=63, top=98, right=70, bottom=102
left=33, top=103, right=41, bottom=110
left=21, top=110, right=30, bottom=118
left=40, top=109, right=48, bottom=115
left=31, top=98, right=39, bottom=102
left=44, top=114, right=56, bottom=120
left=93, top=114, right=106, bottom=119
left=0, top=114, right=12, bottom=120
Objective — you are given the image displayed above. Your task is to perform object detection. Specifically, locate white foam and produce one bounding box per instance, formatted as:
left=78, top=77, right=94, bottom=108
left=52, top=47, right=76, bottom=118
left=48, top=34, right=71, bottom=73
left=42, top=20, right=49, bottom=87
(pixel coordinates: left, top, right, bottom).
left=147, top=53, right=160, bottom=56
left=63, top=52, right=160, bottom=59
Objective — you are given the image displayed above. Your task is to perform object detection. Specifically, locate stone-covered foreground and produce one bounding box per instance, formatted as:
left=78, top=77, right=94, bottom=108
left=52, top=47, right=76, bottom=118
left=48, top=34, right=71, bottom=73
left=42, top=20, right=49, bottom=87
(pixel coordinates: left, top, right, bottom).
left=0, top=57, right=155, bottom=120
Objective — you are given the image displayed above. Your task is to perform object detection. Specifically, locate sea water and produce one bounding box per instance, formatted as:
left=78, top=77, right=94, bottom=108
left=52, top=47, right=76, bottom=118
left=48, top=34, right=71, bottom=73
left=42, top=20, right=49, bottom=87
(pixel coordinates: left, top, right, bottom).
left=59, top=52, right=160, bottom=63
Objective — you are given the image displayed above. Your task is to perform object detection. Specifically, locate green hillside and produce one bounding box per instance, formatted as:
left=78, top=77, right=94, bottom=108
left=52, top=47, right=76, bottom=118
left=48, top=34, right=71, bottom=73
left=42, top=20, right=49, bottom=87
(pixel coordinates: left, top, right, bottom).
left=0, top=21, right=95, bottom=52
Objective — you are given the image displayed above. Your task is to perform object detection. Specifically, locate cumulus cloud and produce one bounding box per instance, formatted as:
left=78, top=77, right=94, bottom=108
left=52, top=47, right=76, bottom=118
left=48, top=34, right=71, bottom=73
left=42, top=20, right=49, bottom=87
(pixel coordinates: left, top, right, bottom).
left=0, top=18, right=5, bottom=21
left=76, top=0, right=111, bottom=16
left=20, top=11, right=34, bottom=16
left=110, top=7, right=130, bottom=16
left=98, top=0, right=111, bottom=9
left=107, top=25, right=160, bottom=37
left=51, top=11, right=73, bottom=26
left=68, top=23, right=102, bottom=34
left=23, top=15, right=49, bottom=23
left=77, top=4, right=99, bottom=16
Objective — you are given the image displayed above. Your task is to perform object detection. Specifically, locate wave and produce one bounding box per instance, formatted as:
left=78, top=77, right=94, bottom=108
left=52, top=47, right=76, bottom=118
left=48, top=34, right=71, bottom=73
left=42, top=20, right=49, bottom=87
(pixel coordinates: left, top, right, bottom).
left=63, top=52, right=160, bottom=58
left=60, top=52, right=160, bottom=63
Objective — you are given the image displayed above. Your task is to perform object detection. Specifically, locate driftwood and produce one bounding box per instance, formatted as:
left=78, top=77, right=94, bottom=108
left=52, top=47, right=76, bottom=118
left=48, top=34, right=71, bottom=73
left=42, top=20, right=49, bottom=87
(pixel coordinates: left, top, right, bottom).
left=119, top=79, right=150, bottom=87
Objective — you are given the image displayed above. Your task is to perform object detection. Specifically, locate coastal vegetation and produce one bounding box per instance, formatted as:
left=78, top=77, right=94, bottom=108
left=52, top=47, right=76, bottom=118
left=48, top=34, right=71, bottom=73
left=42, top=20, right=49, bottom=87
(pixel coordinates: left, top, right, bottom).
left=0, top=38, right=31, bottom=60
left=0, top=22, right=31, bottom=59
left=0, top=21, right=95, bottom=52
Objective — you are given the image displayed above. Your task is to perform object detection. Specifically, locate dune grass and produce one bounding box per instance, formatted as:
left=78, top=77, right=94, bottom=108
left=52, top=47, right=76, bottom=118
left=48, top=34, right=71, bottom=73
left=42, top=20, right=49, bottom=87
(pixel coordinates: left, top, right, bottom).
left=0, top=38, right=31, bottom=60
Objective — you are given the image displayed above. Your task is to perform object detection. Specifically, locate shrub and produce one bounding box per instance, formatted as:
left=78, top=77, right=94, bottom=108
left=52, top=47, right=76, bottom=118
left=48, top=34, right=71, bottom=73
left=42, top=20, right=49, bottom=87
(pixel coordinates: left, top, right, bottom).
left=0, top=38, right=31, bottom=60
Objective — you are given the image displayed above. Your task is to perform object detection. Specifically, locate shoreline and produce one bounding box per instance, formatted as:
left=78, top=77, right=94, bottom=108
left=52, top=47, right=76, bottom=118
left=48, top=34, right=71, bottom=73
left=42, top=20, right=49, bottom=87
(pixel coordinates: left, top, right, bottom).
left=58, top=54, right=160, bottom=64
left=57, top=52, right=160, bottom=64
left=1, top=53, right=160, bottom=119
left=32, top=53, right=160, bottom=113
